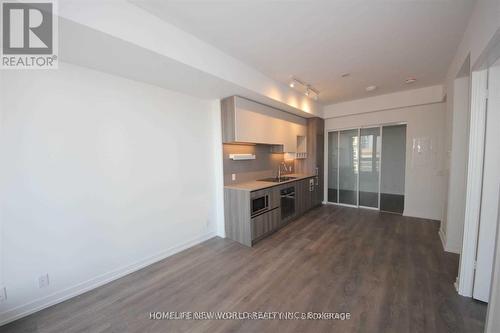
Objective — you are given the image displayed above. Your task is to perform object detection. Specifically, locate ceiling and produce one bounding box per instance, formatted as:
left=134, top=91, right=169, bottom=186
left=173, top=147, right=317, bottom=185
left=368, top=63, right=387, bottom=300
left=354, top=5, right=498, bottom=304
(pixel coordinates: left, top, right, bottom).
left=131, top=0, right=475, bottom=105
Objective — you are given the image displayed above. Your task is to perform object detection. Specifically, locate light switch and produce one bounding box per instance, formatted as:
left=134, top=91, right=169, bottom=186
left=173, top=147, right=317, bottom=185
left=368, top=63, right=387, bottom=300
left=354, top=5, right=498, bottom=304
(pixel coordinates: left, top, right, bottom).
left=0, top=287, right=6, bottom=303
left=38, top=274, right=50, bottom=288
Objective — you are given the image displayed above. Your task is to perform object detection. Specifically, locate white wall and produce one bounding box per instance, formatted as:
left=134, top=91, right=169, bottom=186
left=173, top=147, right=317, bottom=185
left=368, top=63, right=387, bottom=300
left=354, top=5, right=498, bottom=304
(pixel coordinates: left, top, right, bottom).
left=0, top=71, right=4, bottom=294
left=442, top=0, right=500, bottom=253
left=0, top=63, right=221, bottom=324
left=323, top=85, right=444, bottom=118
left=474, top=63, right=500, bottom=301
left=57, top=1, right=322, bottom=117
left=445, top=0, right=500, bottom=83
left=442, top=76, right=470, bottom=253
left=324, top=102, right=446, bottom=221
left=485, top=187, right=500, bottom=332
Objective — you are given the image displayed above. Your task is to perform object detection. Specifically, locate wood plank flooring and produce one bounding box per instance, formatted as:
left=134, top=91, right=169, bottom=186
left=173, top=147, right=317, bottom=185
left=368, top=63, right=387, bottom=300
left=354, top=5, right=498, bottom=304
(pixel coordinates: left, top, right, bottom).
left=0, top=205, right=487, bottom=333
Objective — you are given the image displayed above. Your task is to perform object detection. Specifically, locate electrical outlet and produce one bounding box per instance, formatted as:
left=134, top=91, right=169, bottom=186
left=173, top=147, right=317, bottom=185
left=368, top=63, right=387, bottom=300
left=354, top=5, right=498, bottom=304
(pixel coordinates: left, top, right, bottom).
left=38, top=273, right=50, bottom=288
left=231, top=174, right=236, bottom=181
left=0, top=287, right=7, bottom=303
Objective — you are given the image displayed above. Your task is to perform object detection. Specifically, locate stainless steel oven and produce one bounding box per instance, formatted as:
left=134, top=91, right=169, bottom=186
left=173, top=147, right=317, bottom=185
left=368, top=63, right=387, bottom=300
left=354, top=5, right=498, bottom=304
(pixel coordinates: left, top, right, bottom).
left=280, top=186, right=295, bottom=221
left=251, top=194, right=270, bottom=217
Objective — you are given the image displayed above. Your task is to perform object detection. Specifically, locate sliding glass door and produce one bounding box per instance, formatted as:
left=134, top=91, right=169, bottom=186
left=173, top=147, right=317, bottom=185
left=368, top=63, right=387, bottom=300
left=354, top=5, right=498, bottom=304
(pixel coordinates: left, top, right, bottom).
left=359, top=127, right=381, bottom=208
left=380, top=125, right=406, bottom=213
left=327, top=124, right=406, bottom=213
left=339, top=129, right=358, bottom=205
left=327, top=131, right=339, bottom=203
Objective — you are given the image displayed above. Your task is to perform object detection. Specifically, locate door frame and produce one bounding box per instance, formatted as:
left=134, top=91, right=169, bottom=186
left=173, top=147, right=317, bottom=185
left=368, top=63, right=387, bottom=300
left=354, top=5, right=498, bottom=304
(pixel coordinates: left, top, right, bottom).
left=458, top=30, right=500, bottom=298
left=457, top=69, right=488, bottom=297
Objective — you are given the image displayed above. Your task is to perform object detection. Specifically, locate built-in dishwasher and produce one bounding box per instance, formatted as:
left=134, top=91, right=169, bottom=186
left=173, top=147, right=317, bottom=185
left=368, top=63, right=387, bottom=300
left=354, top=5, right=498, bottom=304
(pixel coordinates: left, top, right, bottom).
left=280, top=186, right=296, bottom=221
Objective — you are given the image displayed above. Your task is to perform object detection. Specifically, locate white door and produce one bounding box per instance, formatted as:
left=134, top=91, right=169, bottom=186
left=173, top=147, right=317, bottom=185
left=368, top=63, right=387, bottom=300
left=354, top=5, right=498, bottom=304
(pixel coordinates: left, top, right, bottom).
left=473, top=61, right=500, bottom=302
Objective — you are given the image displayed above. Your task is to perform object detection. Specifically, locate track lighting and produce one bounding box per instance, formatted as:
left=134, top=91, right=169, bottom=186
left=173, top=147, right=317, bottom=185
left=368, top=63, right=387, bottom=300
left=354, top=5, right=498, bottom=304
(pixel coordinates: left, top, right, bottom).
left=289, top=77, right=319, bottom=100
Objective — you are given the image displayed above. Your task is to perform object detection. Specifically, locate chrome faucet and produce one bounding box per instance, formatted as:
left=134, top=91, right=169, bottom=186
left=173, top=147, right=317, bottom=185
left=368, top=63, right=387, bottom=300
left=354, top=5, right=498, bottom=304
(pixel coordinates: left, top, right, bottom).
left=278, top=161, right=289, bottom=180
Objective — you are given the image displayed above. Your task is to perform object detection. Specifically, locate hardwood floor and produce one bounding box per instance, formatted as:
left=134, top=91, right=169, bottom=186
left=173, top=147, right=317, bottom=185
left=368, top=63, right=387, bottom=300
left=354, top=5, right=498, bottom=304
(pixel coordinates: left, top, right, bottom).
left=1, top=205, right=487, bottom=333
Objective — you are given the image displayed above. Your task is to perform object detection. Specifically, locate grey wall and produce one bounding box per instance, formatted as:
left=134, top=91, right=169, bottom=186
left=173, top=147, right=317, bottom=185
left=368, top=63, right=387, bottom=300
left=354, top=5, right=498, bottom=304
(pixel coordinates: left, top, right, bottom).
left=223, top=144, right=292, bottom=185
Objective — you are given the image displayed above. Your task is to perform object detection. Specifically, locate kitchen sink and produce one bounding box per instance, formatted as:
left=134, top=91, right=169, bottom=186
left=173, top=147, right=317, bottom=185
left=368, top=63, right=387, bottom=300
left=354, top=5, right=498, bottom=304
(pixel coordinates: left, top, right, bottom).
left=257, top=176, right=297, bottom=183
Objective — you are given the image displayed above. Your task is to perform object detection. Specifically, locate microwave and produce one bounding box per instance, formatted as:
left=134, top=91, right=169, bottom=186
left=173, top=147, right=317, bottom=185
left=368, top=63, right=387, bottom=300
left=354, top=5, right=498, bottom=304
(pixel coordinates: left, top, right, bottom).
left=251, top=194, right=269, bottom=217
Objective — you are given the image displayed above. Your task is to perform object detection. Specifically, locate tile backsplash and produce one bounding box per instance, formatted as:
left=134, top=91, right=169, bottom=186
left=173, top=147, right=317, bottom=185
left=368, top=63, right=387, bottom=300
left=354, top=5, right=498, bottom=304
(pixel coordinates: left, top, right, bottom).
left=223, top=144, right=294, bottom=185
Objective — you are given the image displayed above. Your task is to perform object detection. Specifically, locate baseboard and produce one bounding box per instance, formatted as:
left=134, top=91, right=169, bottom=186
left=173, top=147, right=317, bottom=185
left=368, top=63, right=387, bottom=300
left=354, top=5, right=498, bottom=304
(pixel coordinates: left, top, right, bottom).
left=439, top=228, right=447, bottom=251
left=0, top=231, right=217, bottom=327
left=437, top=229, right=462, bottom=254
left=444, top=244, right=461, bottom=254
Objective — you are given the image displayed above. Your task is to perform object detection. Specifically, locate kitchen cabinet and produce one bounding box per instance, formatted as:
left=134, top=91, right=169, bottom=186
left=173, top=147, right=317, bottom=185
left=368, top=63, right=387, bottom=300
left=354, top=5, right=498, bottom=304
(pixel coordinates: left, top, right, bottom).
left=311, top=118, right=325, bottom=206
left=251, top=187, right=280, bottom=210
left=312, top=178, right=322, bottom=207
left=224, top=176, right=319, bottom=247
left=251, top=208, right=280, bottom=243
left=279, top=183, right=296, bottom=225
left=296, top=177, right=315, bottom=215
left=296, top=117, right=324, bottom=206
left=295, top=178, right=306, bottom=216
left=221, top=96, right=307, bottom=152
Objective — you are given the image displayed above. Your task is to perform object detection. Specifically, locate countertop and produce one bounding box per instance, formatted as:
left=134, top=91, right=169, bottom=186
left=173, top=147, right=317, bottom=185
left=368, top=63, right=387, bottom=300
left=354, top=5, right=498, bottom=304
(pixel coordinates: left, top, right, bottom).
left=224, top=173, right=316, bottom=191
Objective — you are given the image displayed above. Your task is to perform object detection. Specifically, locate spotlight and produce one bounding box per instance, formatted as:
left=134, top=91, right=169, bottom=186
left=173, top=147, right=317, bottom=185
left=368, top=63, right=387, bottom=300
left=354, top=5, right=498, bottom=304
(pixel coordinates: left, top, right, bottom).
left=289, top=77, right=319, bottom=100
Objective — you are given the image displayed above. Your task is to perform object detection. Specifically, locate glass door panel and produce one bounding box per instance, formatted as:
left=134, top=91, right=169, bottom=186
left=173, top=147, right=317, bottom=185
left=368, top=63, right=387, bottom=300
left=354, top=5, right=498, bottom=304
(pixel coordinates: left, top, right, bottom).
left=339, top=129, right=358, bottom=205
left=380, top=125, right=406, bottom=213
left=359, top=127, right=381, bottom=208
left=327, top=131, right=339, bottom=203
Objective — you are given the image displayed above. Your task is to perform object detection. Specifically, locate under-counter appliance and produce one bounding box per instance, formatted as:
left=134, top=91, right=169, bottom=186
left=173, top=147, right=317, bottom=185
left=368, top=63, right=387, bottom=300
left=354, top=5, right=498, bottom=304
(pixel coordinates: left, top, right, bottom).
left=280, top=186, right=295, bottom=220
left=251, top=194, right=269, bottom=217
